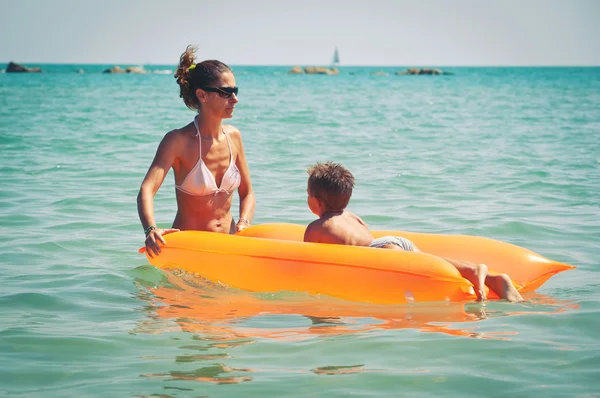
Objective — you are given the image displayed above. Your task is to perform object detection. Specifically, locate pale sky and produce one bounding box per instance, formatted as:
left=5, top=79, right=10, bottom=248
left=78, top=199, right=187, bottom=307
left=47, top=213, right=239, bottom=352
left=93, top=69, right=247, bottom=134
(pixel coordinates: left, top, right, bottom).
left=1, top=0, right=599, bottom=66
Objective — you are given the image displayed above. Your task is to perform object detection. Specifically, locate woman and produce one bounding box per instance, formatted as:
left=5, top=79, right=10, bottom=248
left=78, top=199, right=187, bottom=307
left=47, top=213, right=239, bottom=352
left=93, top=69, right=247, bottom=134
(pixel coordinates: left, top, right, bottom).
left=138, top=45, right=255, bottom=257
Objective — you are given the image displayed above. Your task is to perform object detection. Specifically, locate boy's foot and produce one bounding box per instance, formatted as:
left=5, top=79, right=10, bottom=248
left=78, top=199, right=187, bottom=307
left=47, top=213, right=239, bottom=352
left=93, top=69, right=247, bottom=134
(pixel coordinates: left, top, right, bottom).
left=473, top=263, right=488, bottom=302
left=486, top=273, right=524, bottom=302
left=442, top=258, right=488, bottom=301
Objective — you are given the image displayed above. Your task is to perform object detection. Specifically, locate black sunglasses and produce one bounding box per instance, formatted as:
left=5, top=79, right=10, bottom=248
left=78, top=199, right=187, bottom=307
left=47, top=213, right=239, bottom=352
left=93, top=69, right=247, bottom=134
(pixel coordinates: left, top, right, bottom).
left=201, top=86, right=239, bottom=99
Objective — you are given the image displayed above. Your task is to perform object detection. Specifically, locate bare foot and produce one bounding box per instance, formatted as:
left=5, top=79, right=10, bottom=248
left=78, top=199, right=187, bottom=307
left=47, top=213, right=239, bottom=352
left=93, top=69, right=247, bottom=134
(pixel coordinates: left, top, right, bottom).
left=486, top=273, right=523, bottom=302
left=473, top=264, right=488, bottom=302
left=442, top=258, right=488, bottom=301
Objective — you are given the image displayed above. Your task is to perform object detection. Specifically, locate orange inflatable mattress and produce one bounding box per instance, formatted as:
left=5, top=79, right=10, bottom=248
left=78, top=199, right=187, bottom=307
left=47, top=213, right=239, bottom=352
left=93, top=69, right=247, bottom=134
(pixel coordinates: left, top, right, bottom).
left=140, top=223, right=574, bottom=304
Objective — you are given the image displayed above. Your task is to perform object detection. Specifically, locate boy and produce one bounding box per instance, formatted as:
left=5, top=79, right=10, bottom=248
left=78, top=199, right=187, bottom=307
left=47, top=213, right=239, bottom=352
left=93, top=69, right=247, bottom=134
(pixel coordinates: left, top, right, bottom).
left=304, top=161, right=523, bottom=302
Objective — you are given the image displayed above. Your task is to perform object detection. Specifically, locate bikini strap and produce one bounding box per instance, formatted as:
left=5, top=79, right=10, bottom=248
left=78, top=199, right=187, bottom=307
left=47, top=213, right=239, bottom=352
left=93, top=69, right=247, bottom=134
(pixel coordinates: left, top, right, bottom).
left=222, top=127, right=234, bottom=161
left=193, top=117, right=202, bottom=153
left=192, top=116, right=200, bottom=136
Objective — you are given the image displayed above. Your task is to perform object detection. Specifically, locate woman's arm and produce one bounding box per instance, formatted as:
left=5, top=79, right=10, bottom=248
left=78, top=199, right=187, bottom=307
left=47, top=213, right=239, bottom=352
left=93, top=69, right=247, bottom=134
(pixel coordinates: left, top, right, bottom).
left=137, top=131, right=181, bottom=256
left=231, top=128, right=255, bottom=232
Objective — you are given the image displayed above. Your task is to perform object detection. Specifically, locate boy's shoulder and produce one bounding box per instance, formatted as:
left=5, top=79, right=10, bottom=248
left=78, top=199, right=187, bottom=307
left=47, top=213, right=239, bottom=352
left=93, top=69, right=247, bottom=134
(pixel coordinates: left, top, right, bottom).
left=306, top=217, right=325, bottom=232
left=304, top=218, right=328, bottom=243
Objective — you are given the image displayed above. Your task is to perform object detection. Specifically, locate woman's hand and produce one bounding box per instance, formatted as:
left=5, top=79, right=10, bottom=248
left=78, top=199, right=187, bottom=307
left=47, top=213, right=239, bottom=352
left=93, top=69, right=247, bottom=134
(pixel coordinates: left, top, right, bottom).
left=145, top=227, right=180, bottom=258
left=236, top=218, right=250, bottom=233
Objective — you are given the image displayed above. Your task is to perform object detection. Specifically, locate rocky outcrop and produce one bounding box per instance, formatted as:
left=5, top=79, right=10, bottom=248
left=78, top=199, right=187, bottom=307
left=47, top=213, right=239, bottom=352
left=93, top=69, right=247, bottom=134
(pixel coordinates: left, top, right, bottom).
left=102, top=66, right=147, bottom=74
left=396, top=68, right=453, bottom=76
left=6, top=62, right=42, bottom=73
left=103, top=66, right=125, bottom=74
left=304, top=66, right=339, bottom=75
left=288, top=66, right=304, bottom=74
left=125, top=66, right=146, bottom=74
left=288, top=66, right=339, bottom=75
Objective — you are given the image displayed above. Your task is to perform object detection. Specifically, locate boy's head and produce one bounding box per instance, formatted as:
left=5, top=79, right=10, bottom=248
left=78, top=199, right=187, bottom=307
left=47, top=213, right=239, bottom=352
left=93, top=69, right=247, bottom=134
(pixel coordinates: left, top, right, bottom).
left=307, top=162, right=355, bottom=213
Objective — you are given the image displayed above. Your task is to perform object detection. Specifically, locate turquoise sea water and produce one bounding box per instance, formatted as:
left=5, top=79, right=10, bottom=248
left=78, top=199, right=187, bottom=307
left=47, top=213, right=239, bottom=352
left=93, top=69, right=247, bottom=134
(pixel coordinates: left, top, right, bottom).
left=1, top=65, right=599, bottom=397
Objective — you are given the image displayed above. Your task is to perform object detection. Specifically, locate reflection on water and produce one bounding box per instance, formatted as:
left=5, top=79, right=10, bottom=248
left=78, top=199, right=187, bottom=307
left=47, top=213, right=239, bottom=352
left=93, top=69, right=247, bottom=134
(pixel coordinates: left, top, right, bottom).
left=143, top=363, right=253, bottom=384
left=175, top=353, right=231, bottom=363
left=134, top=270, right=577, bottom=339
left=132, top=269, right=580, bottom=387
left=312, top=365, right=365, bottom=375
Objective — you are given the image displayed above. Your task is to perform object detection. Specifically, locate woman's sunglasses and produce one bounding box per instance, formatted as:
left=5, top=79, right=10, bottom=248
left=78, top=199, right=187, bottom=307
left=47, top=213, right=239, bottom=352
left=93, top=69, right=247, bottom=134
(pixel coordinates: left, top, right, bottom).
left=202, top=86, right=239, bottom=99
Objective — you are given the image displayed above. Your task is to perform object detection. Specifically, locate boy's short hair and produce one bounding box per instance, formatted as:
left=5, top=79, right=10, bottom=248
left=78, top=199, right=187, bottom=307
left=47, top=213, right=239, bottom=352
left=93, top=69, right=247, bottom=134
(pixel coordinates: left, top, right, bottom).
left=307, top=162, right=355, bottom=211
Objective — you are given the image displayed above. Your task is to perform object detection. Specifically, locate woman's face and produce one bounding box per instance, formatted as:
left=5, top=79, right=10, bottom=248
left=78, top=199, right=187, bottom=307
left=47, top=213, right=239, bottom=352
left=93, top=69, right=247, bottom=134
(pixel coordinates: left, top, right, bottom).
left=198, top=71, right=239, bottom=119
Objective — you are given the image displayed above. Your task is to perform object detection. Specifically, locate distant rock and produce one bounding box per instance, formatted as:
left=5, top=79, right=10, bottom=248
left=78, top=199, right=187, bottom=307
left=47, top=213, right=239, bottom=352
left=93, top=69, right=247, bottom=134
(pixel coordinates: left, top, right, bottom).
left=372, top=71, right=388, bottom=76
left=102, top=66, right=147, bottom=74
left=288, top=66, right=339, bottom=75
left=6, top=62, right=42, bottom=73
left=125, top=66, right=146, bottom=74
left=103, top=66, right=125, bottom=74
left=304, top=66, right=339, bottom=75
left=396, top=68, right=453, bottom=76
left=288, top=66, right=304, bottom=74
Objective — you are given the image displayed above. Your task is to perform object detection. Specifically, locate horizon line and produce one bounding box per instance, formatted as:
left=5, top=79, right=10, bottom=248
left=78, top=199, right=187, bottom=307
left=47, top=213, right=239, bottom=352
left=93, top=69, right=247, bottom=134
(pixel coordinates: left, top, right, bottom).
left=2, top=61, right=600, bottom=68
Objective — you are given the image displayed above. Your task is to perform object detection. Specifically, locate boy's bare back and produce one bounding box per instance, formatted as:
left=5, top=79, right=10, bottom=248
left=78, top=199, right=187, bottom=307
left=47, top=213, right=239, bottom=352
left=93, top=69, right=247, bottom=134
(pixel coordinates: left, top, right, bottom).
left=304, top=210, right=373, bottom=246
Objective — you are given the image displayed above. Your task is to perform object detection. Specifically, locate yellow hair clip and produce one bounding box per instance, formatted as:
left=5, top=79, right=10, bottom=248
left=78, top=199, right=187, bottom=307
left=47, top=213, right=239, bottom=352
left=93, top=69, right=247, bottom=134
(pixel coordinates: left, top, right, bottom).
left=188, top=64, right=196, bottom=71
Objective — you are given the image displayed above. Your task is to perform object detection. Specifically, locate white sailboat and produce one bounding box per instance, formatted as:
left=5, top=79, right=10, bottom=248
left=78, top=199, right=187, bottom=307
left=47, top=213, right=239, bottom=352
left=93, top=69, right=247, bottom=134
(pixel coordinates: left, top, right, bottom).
left=288, top=46, right=340, bottom=75
left=332, top=46, right=340, bottom=66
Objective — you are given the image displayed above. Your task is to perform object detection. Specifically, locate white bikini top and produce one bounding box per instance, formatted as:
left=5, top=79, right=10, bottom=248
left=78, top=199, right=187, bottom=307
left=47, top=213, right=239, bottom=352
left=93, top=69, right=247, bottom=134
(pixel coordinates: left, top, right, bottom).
left=175, top=118, right=241, bottom=196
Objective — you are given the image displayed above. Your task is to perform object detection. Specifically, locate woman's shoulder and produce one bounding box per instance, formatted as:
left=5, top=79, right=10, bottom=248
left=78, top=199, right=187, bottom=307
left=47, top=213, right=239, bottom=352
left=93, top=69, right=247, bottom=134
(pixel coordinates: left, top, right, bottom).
left=163, top=123, right=194, bottom=141
left=223, top=124, right=242, bottom=138
left=223, top=124, right=243, bottom=146
left=158, top=123, right=194, bottom=151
